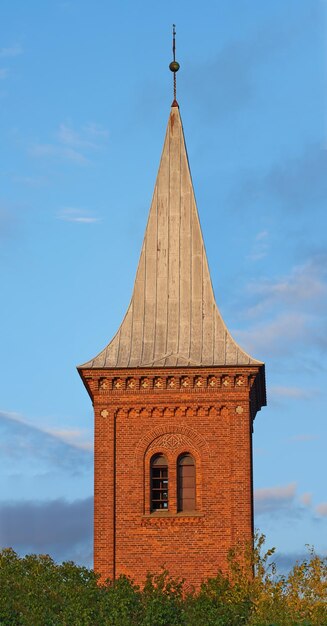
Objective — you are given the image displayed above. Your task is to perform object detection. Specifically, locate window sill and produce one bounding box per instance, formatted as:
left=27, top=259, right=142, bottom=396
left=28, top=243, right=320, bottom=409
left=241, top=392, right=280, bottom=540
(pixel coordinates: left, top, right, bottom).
left=143, top=511, right=204, bottom=519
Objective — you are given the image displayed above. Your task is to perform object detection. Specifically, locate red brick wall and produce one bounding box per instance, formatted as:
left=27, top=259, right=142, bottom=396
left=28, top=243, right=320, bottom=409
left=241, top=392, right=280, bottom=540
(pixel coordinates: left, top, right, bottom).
left=80, top=366, right=262, bottom=588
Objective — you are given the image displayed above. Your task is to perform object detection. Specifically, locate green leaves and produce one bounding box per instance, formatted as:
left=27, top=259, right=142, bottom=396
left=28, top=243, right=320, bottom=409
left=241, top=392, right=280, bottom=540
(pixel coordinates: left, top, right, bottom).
left=141, top=569, right=185, bottom=625
left=0, top=538, right=326, bottom=625
left=0, top=550, right=100, bottom=626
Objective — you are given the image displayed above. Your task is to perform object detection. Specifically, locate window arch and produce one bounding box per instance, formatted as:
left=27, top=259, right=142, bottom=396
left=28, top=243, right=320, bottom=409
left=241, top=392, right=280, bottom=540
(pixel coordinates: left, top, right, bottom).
left=150, top=454, right=168, bottom=511
left=178, top=453, right=196, bottom=512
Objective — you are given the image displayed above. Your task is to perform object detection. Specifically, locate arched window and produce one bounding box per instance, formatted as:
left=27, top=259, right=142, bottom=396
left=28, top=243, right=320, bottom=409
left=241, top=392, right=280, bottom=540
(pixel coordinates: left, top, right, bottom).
left=178, top=454, right=195, bottom=512
left=151, top=454, right=168, bottom=511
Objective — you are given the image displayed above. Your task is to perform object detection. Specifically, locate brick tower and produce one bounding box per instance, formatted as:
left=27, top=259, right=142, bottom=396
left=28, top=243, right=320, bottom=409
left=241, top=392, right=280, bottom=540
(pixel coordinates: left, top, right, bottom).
left=78, top=86, right=266, bottom=587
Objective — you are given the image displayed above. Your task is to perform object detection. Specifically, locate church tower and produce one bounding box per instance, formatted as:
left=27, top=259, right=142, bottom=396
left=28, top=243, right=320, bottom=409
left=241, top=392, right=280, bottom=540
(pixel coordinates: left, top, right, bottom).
left=78, top=37, right=266, bottom=588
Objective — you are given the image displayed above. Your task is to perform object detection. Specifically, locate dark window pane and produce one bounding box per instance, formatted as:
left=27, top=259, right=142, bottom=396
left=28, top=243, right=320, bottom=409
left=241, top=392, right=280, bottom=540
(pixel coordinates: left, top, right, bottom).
left=178, top=454, right=195, bottom=512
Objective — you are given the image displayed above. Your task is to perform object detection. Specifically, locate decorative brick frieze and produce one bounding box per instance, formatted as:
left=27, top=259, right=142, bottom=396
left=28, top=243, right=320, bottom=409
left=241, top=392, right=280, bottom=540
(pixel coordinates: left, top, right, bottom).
left=87, top=366, right=265, bottom=422
left=141, top=514, right=205, bottom=527
left=134, top=423, right=210, bottom=466
left=98, top=402, right=247, bottom=421
left=149, top=432, right=186, bottom=451
left=94, top=368, right=260, bottom=393
left=99, top=404, right=238, bottom=420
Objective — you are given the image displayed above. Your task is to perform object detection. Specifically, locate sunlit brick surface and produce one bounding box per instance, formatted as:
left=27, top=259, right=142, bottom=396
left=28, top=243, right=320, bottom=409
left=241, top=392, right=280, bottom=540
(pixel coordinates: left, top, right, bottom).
left=80, top=366, right=264, bottom=588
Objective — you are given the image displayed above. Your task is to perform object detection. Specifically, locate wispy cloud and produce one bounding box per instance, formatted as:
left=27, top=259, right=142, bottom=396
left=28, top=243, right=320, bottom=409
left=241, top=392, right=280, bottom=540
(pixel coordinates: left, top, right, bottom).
left=1, top=410, right=92, bottom=452
left=255, top=482, right=297, bottom=515
left=29, top=122, right=108, bottom=165
left=57, top=123, right=88, bottom=147
left=246, top=256, right=327, bottom=318
left=273, top=550, right=320, bottom=575
left=255, top=483, right=327, bottom=528
left=57, top=208, right=100, bottom=223
left=247, top=230, right=269, bottom=261
left=0, top=44, right=23, bottom=83
left=300, top=492, right=312, bottom=507
left=57, top=122, right=108, bottom=149
left=316, top=502, right=327, bottom=517
left=0, top=44, right=23, bottom=58
left=236, top=312, right=307, bottom=358
left=0, top=497, right=93, bottom=566
left=234, top=254, right=327, bottom=358
left=0, top=410, right=92, bottom=471
left=45, top=427, right=93, bottom=451
left=12, top=175, right=47, bottom=187
left=270, top=386, right=314, bottom=400
left=289, top=434, right=319, bottom=443
left=83, top=122, right=109, bottom=139
left=30, top=143, right=89, bottom=165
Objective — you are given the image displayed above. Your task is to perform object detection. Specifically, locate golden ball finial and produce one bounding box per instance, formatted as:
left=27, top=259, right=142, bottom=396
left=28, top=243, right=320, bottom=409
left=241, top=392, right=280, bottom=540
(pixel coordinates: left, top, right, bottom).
left=169, top=60, right=180, bottom=73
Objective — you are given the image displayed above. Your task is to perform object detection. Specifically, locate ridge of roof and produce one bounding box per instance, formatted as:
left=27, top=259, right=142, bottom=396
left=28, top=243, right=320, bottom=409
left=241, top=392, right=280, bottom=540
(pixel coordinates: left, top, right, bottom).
left=79, top=105, right=263, bottom=369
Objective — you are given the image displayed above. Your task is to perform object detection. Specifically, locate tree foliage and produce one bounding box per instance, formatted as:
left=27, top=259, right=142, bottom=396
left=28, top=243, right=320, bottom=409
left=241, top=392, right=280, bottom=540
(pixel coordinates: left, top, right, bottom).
left=0, top=534, right=326, bottom=625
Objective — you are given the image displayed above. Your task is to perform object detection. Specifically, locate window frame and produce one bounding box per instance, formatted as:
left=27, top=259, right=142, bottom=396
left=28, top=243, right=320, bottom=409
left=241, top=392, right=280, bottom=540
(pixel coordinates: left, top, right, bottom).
left=150, top=454, right=169, bottom=512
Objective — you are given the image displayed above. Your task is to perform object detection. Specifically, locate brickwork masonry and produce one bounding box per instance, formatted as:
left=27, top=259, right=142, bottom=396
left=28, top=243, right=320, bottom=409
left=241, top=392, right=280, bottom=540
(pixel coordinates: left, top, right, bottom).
left=79, top=365, right=265, bottom=588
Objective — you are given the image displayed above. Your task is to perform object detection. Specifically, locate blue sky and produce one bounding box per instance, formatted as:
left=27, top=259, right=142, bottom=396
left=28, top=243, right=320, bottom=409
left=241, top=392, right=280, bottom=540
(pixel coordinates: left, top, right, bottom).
left=0, top=0, right=326, bottom=571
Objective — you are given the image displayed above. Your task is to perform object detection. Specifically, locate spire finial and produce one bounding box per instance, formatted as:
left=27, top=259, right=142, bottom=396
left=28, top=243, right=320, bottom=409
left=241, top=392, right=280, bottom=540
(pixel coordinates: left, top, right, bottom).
left=169, top=24, right=180, bottom=107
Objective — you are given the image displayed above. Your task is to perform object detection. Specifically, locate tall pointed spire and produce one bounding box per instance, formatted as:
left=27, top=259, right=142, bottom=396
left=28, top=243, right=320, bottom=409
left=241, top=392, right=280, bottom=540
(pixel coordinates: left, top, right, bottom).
left=80, top=104, right=261, bottom=369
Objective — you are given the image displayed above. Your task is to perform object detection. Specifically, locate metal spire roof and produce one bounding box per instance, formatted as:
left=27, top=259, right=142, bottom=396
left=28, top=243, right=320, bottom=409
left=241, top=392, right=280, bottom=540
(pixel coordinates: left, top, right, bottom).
left=79, top=105, right=262, bottom=369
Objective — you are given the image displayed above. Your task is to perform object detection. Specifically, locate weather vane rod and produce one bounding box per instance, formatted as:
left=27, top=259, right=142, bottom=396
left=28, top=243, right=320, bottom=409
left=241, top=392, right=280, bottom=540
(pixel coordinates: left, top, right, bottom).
left=169, top=24, right=180, bottom=106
